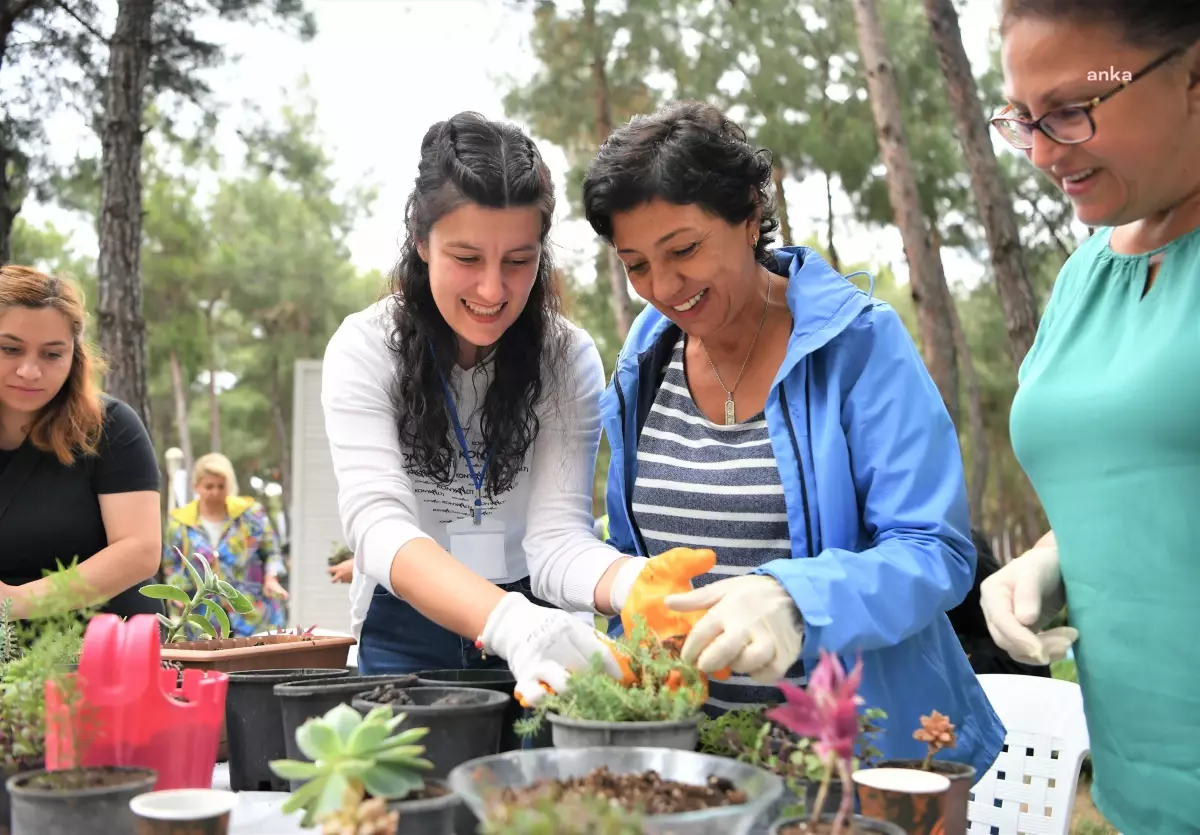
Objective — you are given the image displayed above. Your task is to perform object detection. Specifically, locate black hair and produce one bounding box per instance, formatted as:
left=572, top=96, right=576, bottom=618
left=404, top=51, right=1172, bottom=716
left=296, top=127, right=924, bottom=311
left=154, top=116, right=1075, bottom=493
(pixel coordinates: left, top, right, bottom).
left=581, top=100, right=779, bottom=267
left=386, top=111, right=569, bottom=499
left=1000, top=1, right=1200, bottom=51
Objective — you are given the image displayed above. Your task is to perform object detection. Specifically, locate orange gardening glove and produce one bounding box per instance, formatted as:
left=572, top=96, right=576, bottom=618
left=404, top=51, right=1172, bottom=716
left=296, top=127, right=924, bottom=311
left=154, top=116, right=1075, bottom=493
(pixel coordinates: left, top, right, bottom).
left=620, top=547, right=731, bottom=681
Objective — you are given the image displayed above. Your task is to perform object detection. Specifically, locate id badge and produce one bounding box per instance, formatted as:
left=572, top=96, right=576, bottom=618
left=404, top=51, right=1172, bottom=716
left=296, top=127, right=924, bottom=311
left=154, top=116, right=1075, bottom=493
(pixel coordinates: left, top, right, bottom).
left=447, top=516, right=508, bottom=581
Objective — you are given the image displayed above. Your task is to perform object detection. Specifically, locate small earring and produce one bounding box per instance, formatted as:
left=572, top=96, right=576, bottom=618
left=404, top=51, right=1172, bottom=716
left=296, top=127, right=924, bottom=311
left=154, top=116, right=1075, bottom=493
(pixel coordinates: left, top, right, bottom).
left=752, top=236, right=758, bottom=247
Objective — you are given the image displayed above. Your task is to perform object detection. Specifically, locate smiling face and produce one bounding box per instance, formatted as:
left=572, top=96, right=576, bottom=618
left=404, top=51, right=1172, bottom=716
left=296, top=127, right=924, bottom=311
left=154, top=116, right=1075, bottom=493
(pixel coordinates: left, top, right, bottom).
left=1002, top=19, right=1200, bottom=227
left=419, top=201, right=544, bottom=364
left=611, top=199, right=760, bottom=339
left=0, top=305, right=75, bottom=419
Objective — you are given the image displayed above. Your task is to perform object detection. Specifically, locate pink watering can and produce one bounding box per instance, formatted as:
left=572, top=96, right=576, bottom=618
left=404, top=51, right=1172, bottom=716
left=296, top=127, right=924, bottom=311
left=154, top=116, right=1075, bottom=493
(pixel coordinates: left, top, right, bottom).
left=45, top=613, right=228, bottom=790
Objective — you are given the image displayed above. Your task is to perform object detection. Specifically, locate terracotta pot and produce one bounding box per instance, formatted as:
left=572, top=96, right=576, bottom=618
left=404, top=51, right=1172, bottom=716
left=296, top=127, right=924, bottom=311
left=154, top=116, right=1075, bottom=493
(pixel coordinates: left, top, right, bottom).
left=874, top=759, right=976, bottom=835
left=852, top=767, right=951, bottom=835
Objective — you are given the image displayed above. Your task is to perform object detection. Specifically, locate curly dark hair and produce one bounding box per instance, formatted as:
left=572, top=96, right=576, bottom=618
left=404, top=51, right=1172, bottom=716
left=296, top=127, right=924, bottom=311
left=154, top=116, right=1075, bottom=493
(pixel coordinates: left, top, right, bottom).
left=386, top=112, right=569, bottom=499
left=581, top=100, right=779, bottom=267
left=1000, top=0, right=1200, bottom=50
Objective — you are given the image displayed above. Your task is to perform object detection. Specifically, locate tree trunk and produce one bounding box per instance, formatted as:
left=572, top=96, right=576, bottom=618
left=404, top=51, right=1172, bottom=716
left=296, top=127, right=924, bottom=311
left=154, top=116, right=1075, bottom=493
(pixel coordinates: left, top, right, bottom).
left=824, top=171, right=840, bottom=272
left=583, top=0, right=632, bottom=339
left=168, top=349, right=193, bottom=471
left=96, top=0, right=154, bottom=428
left=270, top=361, right=291, bottom=526
left=0, top=140, right=14, bottom=266
left=851, top=0, right=959, bottom=422
left=947, top=293, right=986, bottom=528
left=206, top=304, right=220, bottom=453
left=772, top=165, right=792, bottom=246
left=922, top=0, right=1039, bottom=369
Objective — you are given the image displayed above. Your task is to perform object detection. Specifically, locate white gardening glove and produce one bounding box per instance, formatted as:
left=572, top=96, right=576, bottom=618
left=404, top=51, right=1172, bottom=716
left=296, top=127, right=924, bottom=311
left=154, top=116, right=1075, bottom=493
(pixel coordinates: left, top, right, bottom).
left=480, top=592, right=625, bottom=707
left=608, top=556, right=650, bottom=612
left=666, top=575, right=804, bottom=684
left=979, top=545, right=1078, bottom=666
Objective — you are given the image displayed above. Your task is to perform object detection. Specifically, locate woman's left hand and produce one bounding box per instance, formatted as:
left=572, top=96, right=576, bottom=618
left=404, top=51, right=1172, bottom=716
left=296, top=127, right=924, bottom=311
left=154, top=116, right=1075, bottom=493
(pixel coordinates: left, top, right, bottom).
left=263, top=574, right=289, bottom=601
left=666, top=575, right=804, bottom=683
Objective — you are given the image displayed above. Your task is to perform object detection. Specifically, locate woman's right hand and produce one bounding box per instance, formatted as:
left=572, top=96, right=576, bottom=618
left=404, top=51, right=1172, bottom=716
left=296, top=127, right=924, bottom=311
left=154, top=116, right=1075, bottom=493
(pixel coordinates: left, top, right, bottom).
left=979, top=545, right=1078, bottom=665
left=480, top=592, right=626, bottom=706
left=327, top=558, right=354, bottom=584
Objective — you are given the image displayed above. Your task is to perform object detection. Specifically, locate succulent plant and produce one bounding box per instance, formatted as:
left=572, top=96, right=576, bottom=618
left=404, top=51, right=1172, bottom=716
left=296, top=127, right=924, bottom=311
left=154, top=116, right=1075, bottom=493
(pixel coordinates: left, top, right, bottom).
left=139, top=547, right=255, bottom=641
left=480, top=794, right=644, bottom=834
left=914, top=710, right=957, bottom=770
left=270, top=703, right=433, bottom=829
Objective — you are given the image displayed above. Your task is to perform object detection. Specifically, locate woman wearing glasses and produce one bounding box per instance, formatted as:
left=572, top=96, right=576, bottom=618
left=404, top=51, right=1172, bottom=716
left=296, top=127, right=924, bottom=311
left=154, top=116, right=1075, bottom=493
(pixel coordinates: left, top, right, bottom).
left=983, top=3, right=1200, bottom=832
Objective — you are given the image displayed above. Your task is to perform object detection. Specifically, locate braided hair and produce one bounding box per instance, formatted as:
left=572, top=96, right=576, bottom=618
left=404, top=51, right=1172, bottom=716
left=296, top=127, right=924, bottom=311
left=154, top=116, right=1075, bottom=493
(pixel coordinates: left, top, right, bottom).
left=386, top=112, right=569, bottom=499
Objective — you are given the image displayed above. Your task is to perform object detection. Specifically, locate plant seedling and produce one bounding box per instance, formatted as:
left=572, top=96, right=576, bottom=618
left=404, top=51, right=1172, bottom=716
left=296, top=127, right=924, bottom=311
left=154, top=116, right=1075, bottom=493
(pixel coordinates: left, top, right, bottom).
left=479, top=794, right=644, bottom=834
left=514, top=617, right=704, bottom=737
left=270, top=703, right=434, bottom=833
left=913, top=710, right=957, bottom=771
left=139, top=548, right=256, bottom=642
left=766, top=650, right=865, bottom=834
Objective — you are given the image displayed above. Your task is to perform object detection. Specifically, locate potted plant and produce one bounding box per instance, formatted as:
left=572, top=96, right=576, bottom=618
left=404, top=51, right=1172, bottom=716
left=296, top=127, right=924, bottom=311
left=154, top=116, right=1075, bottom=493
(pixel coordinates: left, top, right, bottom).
left=699, top=702, right=886, bottom=820
left=269, top=702, right=460, bottom=835
left=448, top=746, right=783, bottom=834
left=351, top=681, right=510, bottom=778
left=513, top=618, right=705, bottom=750
left=865, top=711, right=975, bottom=835
left=141, top=549, right=355, bottom=673
left=416, top=668, right=539, bottom=752
left=0, top=570, right=96, bottom=828
left=478, top=793, right=644, bottom=834
left=764, top=651, right=904, bottom=834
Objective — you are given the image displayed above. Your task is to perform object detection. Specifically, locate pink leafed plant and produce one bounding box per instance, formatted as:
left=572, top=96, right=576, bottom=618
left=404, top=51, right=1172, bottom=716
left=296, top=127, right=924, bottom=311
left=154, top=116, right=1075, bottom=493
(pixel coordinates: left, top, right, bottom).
left=766, top=649, right=864, bottom=833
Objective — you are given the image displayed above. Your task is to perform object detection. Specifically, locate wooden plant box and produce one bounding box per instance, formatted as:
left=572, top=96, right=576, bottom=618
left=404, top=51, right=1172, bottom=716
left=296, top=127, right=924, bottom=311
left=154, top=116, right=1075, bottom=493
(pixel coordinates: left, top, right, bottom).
left=160, top=633, right=356, bottom=673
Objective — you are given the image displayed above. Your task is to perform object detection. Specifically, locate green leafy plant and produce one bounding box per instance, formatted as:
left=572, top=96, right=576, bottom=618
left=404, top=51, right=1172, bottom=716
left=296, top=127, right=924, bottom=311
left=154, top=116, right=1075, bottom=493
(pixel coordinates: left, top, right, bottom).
left=0, top=564, right=97, bottom=777
left=514, top=617, right=704, bottom=737
left=139, top=547, right=255, bottom=642
left=479, top=794, right=644, bottom=834
left=269, top=703, right=433, bottom=830
left=697, top=701, right=886, bottom=819
left=329, top=542, right=352, bottom=567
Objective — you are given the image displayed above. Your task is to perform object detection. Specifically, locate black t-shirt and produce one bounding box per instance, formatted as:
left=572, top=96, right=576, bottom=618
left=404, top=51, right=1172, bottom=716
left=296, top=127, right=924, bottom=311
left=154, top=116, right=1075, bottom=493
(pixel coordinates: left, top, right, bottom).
left=0, top=396, right=163, bottom=618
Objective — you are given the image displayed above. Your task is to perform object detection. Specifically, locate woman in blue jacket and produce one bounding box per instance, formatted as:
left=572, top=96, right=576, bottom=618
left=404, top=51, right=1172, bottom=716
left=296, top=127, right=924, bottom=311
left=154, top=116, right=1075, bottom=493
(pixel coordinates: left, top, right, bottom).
left=583, top=100, right=1003, bottom=775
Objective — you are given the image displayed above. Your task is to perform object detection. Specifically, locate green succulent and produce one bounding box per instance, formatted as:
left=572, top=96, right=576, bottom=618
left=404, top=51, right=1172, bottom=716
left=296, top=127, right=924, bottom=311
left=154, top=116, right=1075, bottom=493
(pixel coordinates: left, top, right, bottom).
left=139, top=548, right=256, bottom=641
left=269, top=703, right=433, bottom=828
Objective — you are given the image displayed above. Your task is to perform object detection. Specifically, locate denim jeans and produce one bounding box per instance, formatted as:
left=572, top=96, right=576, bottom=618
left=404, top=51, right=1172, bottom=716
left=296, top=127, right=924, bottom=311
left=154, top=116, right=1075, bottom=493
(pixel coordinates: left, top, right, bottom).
left=357, top=576, right=552, bottom=676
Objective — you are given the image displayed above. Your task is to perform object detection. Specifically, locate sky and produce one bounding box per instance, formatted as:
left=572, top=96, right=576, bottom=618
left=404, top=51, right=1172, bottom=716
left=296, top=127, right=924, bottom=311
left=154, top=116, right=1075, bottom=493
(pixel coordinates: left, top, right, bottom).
left=23, top=0, right=1028, bottom=292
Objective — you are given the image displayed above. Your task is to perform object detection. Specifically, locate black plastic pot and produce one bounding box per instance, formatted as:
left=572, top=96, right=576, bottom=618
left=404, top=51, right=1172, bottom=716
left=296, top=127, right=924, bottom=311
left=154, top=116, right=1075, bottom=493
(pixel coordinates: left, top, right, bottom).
left=6, top=766, right=157, bottom=835
left=351, top=686, right=509, bottom=778
left=416, top=668, right=541, bottom=752
left=224, top=668, right=351, bottom=792
left=388, top=779, right=461, bottom=835
left=273, top=674, right=420, bottom=791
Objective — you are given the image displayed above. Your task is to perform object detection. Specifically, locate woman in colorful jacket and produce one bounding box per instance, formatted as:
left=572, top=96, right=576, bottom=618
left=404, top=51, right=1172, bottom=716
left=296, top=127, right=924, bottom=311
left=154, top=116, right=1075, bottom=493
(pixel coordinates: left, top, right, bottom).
left=582, top=100, right=1004, bottom=775
left=163, top=452, right=288, bottom=635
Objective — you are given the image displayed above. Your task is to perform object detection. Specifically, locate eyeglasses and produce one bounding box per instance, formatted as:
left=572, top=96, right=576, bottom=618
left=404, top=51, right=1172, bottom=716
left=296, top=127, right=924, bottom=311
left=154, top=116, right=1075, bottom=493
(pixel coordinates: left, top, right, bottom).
left=990, top=45, right=1187, bottom=149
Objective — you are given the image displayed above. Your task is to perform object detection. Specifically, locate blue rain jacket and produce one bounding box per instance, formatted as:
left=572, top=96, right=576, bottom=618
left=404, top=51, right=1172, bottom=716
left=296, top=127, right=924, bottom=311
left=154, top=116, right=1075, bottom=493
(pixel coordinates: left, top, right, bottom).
left=601, top=246, right=1004, bottom=775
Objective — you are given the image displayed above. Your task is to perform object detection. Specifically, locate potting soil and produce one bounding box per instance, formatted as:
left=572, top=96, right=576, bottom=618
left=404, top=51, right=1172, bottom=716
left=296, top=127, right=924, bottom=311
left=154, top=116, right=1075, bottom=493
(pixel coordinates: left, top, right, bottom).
left=20, top=766, right=152, bottom=791
left=364, top=683, right=477, bottom=706
left=495, top=766, right=747, bottom=815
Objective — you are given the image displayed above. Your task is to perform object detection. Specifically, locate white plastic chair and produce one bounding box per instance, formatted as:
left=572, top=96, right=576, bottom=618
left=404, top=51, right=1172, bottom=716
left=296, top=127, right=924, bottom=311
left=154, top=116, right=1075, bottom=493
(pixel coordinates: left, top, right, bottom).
left=967, top=674, right=1091, bottom=835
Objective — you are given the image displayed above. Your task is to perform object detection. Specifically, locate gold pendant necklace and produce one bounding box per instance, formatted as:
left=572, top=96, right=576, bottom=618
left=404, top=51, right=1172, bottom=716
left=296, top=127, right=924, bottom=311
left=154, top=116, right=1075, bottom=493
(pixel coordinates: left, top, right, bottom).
left=700, top=274, right=772, bottom=425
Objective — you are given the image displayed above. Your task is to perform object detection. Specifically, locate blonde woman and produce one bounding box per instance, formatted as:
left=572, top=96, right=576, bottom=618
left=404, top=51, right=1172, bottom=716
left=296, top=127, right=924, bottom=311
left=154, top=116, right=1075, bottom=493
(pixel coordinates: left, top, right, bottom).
left=163, top=453, right=288, bottom=635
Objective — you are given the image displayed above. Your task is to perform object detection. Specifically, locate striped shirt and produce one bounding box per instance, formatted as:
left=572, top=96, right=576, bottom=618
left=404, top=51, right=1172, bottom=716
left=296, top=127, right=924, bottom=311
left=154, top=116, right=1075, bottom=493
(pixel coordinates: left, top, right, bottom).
left=633, top=334, right=805, bottom=709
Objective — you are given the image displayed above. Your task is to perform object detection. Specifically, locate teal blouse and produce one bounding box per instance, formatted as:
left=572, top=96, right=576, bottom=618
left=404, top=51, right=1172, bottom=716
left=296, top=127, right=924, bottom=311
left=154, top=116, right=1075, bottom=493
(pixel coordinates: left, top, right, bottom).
left=1010, top=225, right=1200, bottom=834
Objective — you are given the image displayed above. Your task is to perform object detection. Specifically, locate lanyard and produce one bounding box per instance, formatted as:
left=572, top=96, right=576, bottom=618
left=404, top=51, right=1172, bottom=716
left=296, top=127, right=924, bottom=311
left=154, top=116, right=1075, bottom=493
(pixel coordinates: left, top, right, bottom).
left=434, top=357, right=491, bottom=525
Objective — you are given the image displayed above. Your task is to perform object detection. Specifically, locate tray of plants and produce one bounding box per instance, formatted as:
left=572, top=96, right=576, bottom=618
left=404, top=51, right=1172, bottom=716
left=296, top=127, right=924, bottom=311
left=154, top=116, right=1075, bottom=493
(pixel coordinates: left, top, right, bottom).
left=449, top=745, right=783, bottom=835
